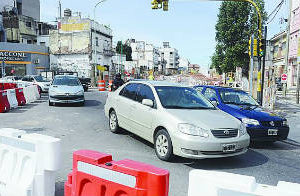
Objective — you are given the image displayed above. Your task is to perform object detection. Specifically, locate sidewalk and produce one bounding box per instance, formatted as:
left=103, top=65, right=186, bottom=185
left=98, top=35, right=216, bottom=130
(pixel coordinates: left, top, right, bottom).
left=274, top=91, right=300, bottom=144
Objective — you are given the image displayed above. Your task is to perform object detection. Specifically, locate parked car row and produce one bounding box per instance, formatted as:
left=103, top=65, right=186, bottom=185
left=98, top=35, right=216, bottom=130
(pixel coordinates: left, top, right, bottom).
left=104, top=81, right=289, bottom=161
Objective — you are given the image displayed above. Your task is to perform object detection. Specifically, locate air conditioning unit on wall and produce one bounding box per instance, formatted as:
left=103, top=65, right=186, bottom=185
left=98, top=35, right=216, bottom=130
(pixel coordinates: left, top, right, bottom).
left=34, top=59, right=40, bottom=64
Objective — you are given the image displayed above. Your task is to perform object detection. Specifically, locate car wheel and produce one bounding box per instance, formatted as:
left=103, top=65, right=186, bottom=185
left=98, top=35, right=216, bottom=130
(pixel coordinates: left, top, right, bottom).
left=49, top=101, right=53, bottom=106
left=79, top=101, right=85, bottom=106
left=154, top=129, right=173, bottom=161
left=109, top=110, right=119, bottom=133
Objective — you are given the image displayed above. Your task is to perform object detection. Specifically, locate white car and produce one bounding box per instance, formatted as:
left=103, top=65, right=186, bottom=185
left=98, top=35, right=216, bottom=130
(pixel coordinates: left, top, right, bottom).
left=48, top=75, right=85, bottom=106
left=21, top=75, right=51, bottom=92
left=104, top=81, right=250, bottom=161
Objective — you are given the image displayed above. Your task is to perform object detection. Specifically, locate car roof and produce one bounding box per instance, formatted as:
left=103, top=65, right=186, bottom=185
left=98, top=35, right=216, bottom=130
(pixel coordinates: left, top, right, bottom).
left=128, top=80, right=188, bottom=87
left=196, top=85, right=246, bottom=92
left=54, top=75, right=78, bottom=78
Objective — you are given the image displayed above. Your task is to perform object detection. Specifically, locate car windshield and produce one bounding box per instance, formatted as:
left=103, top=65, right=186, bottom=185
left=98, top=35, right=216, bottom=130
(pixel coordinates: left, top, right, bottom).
left=219, top=90, right=259, bottom=106
left=53, top=77, right=80, bottom=86
left=155, top=86, right=216, bottom=109
left=34, top=76, right=47, bottom=82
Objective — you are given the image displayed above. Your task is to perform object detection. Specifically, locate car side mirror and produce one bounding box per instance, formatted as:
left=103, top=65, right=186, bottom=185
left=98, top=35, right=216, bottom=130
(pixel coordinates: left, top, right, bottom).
left=210, top=98, right=218, bottom=107
left=142, top=99, right=154, bottom=107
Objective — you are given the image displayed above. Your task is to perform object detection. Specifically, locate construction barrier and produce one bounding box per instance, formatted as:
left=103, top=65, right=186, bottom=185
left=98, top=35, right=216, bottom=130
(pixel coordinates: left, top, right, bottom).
left=6, top=89, right=18, bottom=109
left=15, top=88, right=26, bottom=106
left=0, top=90, right=10, bottom=113
left=23, top=85, right=39, bottom=103
left=188, top=169, right=300, bottom=196
left=98, top=80, right=106, bottom=91
left=33, top=85, right=41, bottom=99
left=0, top=128, right=61, bottom=196
left=108, top=80, right=113, bottom=92
left=65, top=150, right=169, bottom=196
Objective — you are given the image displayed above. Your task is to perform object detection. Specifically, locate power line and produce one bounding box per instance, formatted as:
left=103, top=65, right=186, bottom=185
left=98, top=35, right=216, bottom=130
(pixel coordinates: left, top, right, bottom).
left=267, top=0, right=284, bottom=24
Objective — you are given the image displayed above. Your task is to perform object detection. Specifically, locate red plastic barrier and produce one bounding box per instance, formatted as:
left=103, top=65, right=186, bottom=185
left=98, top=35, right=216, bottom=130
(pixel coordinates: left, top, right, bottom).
left=65, top=150, right=169, bottom=196
left=3, top=83, right=17, bottom=90
left=0, top=90, right=10, bottom=113
left=15, top=88, right=26, bottom=106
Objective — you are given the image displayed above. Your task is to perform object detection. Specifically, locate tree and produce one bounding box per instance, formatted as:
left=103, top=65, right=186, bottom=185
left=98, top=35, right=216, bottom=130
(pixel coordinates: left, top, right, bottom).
left=211, top=0, right=266, bottom=75
left=116, top=41, right=132, bottom=61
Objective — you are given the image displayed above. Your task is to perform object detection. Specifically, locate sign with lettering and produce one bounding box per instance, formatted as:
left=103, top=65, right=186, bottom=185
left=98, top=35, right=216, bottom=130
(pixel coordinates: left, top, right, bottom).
left=0, top=51, right=31, bottom=63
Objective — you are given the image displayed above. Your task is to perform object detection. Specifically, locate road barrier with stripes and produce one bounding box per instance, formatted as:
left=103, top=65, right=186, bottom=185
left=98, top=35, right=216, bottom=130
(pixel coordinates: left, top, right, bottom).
left=188, top=169, right=300, bottom=196
left=0, top=128, right=61, bottom=196
left=6, top=89, right=18, bottom=109
left=108, top=80, right=113, bottom=92
left=65, top=150, right=169, bottom=196
left=15, top=88, right=26, bottom=106
left=0, top=90, right=10, bottom=113
left=98, top=80, right=106, bottom=91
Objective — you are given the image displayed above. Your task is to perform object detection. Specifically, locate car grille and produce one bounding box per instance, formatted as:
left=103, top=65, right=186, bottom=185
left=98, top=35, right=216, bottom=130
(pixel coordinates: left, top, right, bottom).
left=50, top=95, right=84, bottom=100
left=211, top=129, right=238, bottom=138
left=260, top=121, right=282, bottom=127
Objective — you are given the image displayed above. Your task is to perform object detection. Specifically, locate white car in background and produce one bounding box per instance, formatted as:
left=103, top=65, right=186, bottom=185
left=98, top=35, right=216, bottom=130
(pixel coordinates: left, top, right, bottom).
left=104, top=81, right=250, bottom=161
left=49, top=75, right=85, bottom=106
left=21, top=75, right=51, bottom=92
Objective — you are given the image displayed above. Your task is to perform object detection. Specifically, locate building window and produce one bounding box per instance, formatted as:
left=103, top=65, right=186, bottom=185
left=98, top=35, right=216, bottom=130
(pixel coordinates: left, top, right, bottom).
left=170, top=52, right=173, bottom=55
left=96, top=37, right=99, bottom=46
left=26, top=21, right=32, bottom=28
left=27, top=40, right=32, bottom=44
left=40, top=42, right=46, bottom=46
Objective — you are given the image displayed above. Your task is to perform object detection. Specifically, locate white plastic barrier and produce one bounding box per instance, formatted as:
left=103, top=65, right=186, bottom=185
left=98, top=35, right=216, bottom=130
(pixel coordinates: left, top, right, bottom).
left=6, top=89, right=18, bottom=109
left=0, top=128, right=61, bottom=196
left=188, top=170, right=300, bottom=196
left=23, top=85, right=39, bottom=103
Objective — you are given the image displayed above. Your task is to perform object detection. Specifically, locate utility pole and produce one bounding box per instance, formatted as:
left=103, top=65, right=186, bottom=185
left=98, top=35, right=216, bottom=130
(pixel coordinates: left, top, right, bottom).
left=1, top=61, right=5, bottom=78
left=260, top=26, right=267, bottom=105
left=249, top=34, right=254, bottom=96
left=284, top=0, right=293, bottom=97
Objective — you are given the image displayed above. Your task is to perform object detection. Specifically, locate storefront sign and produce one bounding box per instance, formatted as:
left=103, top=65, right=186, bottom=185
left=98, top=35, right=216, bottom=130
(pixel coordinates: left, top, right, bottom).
left=0, top=51, right=31, bottom=63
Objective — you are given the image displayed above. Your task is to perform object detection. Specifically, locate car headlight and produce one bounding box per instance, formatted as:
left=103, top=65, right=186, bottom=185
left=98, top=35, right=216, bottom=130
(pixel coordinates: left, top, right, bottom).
left=242, top=118, right=260, bottom=126
left=178, top=123, right=209, bottom=138
left=239, top=123, right=247, bottom=136
left=75, top=90, right=84, bottom=95
left=283, top=120, right=288, bottom=126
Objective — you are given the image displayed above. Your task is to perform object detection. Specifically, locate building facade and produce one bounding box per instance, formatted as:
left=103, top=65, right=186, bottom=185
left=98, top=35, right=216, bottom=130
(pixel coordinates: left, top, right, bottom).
left=0, top=42, right=50, bottom=77
left=270, top=31, right=287, bottom=78
left=49, top=11, right=113, bottom=80
left=159, top=42, right=179, bottom=74
left=288, top=0, right=300, bottom=88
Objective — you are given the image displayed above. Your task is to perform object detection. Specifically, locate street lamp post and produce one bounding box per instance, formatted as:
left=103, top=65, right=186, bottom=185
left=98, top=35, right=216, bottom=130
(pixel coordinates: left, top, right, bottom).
left=93, top=0, right=108, bottom=84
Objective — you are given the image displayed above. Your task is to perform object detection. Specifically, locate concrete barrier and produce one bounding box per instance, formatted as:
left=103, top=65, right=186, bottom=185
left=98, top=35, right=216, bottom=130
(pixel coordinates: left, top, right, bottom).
left=0, top=128, right=61, bottom=196
left=188, top=169, right=300, bottom=196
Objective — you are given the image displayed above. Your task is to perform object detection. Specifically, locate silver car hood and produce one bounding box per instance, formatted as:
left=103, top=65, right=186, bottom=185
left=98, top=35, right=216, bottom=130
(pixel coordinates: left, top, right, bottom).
left=49, top=85, right=83, bottom=94
left=166, top=109, right=240, bottom=130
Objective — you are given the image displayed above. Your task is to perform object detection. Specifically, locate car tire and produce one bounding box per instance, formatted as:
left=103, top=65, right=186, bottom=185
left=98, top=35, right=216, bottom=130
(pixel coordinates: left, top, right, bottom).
left=79, top=101, right=85, bottom=106
left=49, top=101, right=53, bottom=106
left=109, top=110, right=120, bottom=133
left=154, top=129, right=173, bottom=161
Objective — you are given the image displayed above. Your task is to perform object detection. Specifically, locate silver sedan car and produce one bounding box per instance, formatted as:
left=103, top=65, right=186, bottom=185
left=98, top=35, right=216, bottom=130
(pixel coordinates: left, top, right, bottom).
left=105, top=81, right=250, bottom=161
left=49, top=75, right=85, bottom=106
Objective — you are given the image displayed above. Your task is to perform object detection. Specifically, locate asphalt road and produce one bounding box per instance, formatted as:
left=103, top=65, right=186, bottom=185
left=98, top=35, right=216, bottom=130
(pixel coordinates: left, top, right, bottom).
left=1, top=90, right=300, bottom=196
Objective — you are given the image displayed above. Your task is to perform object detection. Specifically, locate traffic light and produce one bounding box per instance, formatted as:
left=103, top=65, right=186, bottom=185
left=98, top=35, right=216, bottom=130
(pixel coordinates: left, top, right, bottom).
left=163, top=0, right=168, bottom=11
left=151, top=0, right=160, bottom=9
left=260, top=39, right=266, bottom=57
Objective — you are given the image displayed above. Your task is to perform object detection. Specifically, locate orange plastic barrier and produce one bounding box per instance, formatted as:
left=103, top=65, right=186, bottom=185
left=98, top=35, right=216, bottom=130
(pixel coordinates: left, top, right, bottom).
left=65, top=150, right=169, bottom=196
left=108, top=80, right=113, bottom=92
left=98, top=80, right=106, bottom=91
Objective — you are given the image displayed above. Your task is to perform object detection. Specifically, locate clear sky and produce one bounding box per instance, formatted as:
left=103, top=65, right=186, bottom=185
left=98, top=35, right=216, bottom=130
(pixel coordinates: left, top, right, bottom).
left=40, top=0, right=289, bottom=70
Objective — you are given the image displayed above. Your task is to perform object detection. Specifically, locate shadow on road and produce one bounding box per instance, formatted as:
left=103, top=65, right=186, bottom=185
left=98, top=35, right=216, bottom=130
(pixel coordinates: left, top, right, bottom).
left=84, top=100, right=102, bottom=107
left=55, top=181, right=65, bottom=196
left=250, top=141, right=300, bottom=150
left=184, top=149, right=269, bottom=170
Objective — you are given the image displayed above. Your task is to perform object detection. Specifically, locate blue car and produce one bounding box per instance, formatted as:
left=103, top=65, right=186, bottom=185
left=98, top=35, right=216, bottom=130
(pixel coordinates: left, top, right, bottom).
left=194, top=85, right=289, bottom=143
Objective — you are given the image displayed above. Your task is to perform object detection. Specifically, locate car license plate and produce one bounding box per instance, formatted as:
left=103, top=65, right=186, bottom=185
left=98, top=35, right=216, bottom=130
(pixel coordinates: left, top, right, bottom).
left=268, top=129, right=278, bottom=136
left=223, top=144, right=236, bottom=152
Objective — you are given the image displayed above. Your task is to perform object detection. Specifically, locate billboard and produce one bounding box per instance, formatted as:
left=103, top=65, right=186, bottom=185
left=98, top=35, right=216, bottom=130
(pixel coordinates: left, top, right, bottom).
left=58, top=18, right=90, bottom=33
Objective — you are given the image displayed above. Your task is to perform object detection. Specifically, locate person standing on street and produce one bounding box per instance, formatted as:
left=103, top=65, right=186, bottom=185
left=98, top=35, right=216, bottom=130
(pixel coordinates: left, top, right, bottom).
left=112, top=73, right=124, bottom=91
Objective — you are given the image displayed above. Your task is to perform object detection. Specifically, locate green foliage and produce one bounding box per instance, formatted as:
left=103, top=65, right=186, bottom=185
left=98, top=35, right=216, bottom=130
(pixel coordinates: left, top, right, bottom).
left=211, top=0, right=266, bottom=75
left=116, top=41, right=132, bottom=61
